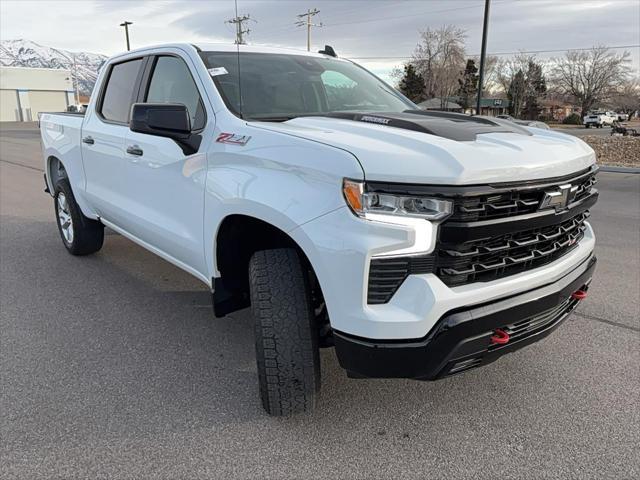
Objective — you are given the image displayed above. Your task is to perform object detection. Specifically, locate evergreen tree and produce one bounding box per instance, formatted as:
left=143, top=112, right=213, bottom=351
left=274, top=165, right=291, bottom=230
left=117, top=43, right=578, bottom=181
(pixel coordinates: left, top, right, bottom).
left=507, top=70, right=526, bottom=117
left=398, top=64, right=426, bottom=103
left=523, top=60, right=547, bottom=119
left=457, top=59, right=478, bottom=111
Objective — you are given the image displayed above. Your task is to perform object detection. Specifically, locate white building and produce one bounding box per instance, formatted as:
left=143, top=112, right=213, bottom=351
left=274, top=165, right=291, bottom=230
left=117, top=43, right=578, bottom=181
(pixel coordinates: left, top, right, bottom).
left=0, top=66, right=75, bottom=122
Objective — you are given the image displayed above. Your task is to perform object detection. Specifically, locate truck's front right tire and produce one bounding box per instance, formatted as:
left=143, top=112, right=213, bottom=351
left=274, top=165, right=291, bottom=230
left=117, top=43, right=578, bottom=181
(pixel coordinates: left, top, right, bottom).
left=53, top=177, right=104, bottom=256
left=249, top=248, right=321, bottom=416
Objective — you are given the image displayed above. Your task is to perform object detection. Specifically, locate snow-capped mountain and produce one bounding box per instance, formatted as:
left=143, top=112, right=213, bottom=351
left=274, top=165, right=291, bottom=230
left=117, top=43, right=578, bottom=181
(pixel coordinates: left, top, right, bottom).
left=0, top=39, right=107, bottom=96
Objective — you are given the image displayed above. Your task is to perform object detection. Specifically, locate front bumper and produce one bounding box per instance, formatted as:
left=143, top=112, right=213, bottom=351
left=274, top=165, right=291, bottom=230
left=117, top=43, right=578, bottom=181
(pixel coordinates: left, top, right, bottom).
left=333, top=254, right=596, bottom=380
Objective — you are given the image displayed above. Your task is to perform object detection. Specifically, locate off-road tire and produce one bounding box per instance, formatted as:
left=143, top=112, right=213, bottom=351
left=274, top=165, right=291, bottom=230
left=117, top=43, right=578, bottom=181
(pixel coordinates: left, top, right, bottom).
left=54, top=177, right=104, bottom=255
left=249, top=248, right=321, bottom=416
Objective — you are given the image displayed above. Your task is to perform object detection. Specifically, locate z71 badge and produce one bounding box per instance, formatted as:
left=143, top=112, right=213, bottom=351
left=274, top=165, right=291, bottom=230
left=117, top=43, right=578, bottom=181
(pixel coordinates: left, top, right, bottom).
left=216, top=133, right=252, bottom=146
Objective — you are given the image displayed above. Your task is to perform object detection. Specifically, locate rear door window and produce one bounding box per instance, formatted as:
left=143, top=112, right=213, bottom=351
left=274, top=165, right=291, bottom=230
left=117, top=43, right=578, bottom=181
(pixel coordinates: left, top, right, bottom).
left=145, top=56, right=206, bottom=130
left=100, top=58, right=144, bottom=123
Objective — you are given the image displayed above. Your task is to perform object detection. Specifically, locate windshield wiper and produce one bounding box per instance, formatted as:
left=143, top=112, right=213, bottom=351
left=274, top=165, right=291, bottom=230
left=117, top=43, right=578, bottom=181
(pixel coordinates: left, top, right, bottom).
left=247, top=115, right=300, bottom=122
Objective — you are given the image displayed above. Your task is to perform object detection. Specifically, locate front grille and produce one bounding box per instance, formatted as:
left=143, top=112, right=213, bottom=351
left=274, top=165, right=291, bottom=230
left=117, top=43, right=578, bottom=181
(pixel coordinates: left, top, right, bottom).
left=449, top=169, right=597, bottom=222
left=366, top=168, right=598, bottom=304
left=435, top=212, right=589, bottom=287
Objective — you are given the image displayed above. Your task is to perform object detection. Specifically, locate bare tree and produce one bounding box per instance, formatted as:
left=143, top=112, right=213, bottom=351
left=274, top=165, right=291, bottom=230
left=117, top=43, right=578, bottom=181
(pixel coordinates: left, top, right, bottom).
left=551, top=46, right=632, bottom=115
left=478, top=55, right=499, bottom=94
left=412, top=25, right=466, bottom=109
left=496, top=53, right=537, bottom=94
left=609, top=79, right=640, bottom=116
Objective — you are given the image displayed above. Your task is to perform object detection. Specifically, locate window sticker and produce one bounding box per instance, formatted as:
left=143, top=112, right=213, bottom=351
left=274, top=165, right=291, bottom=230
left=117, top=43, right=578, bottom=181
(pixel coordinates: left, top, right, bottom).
left=208, top=67, right=228, bottom=77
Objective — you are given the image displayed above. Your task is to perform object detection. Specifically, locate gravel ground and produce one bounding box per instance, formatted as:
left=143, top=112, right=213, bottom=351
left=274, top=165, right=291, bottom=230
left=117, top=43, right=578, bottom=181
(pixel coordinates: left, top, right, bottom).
left=582, top=135, right=640, bottom=168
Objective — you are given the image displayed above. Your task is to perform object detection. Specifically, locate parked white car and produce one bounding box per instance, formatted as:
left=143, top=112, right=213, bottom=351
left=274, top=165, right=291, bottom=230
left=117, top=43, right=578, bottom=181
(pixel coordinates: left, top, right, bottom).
left=583, top=111, right=616, bottom=128
left=39, top=43, right=599, bottom=416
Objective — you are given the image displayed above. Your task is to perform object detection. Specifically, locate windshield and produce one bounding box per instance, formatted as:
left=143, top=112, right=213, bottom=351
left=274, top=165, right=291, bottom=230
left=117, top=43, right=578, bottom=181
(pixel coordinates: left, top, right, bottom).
left=200, top=51, right=415, bottom=120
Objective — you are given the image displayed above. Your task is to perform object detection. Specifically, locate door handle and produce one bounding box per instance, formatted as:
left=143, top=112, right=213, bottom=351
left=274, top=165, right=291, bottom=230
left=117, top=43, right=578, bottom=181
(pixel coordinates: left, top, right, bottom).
left=126, top=145, right=143, bottom=156
left=82, top=136, right=94, bottom=145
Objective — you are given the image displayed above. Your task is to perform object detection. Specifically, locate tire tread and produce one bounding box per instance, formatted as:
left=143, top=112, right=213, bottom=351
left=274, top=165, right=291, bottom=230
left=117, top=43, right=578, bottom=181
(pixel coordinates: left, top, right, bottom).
left=249, top=248, right=320, bottom=416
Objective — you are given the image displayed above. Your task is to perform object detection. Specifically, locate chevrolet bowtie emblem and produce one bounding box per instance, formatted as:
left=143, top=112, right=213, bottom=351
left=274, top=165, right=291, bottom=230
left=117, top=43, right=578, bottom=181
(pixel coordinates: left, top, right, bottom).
left=540, top=184, right=577, bottom=212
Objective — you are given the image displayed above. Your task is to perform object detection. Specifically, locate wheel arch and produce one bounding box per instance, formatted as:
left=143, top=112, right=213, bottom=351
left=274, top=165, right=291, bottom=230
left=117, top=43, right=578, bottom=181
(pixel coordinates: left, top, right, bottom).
left=212, top=213, right=326, bottom=319
left=44, top=153, right=98, bottom=220
left=46, top=155, right=67, bottom=194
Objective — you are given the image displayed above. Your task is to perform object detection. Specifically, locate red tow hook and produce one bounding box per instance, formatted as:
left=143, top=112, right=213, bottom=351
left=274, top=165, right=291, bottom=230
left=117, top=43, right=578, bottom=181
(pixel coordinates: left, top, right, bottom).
left=571, top=289, right=588, bottom=300
left=490, top=328, right=510, bottom=345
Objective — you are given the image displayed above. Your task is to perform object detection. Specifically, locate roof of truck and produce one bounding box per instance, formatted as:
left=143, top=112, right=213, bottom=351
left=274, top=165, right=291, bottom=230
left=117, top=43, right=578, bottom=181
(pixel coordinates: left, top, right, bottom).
left=196, top=43, right=335, bottom=58
left=110, top=43, right=341, bottom=63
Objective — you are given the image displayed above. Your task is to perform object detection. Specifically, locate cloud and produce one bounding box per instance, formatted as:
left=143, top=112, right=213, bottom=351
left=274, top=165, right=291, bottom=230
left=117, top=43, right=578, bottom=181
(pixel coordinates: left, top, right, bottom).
left=1, top=0, right=638, bottom=75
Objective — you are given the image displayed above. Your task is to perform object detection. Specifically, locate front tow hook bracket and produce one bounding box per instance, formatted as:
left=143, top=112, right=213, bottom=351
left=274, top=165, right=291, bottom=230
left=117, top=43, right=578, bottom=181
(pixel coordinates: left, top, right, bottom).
left=571, top=289, right=588, bottom=300
left=490, top=328, right=510, bottom=345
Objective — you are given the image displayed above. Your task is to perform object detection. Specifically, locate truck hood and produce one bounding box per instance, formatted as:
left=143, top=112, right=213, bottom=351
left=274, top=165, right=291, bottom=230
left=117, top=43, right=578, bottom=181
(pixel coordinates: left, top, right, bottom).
left=250, top=112, right=596, bottom=185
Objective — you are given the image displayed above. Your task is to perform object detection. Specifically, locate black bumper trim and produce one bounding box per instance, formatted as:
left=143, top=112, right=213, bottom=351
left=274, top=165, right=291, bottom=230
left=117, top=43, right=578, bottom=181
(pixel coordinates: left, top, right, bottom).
left=335, top=255, right=596, bottom=380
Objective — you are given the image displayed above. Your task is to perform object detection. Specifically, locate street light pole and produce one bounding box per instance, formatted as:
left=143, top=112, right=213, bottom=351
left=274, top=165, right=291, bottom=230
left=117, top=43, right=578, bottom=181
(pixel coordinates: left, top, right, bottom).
left=120, top=21, right=133, bottom=51
left=476, top=0, right=491, bottom=115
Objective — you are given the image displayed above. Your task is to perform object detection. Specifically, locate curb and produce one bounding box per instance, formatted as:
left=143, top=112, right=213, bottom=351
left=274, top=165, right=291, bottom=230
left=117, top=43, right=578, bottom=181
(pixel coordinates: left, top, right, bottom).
left=598, top=165, right=640, bottom=174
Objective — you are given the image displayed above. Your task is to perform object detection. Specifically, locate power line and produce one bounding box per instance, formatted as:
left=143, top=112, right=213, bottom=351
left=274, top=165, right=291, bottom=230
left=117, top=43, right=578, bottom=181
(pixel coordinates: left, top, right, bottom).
left=322, top=1, right=510, bottom=28
left=256, top=1, right=496, bottom=38
left=295, top=8, right=322, bottom=52
left=348, top=45, right=640, bottom=60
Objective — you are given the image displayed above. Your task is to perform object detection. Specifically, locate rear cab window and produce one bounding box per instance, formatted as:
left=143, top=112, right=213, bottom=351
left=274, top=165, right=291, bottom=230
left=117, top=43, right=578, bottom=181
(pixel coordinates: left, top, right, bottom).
left=99, top=58, right=144, bottom=124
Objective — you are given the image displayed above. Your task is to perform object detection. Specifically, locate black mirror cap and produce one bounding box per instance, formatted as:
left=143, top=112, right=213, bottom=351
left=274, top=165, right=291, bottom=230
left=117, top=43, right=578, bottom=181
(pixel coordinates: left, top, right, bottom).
left=129, top=103, right=201, bottom=155
left=130, top=103, right=191, bottom=137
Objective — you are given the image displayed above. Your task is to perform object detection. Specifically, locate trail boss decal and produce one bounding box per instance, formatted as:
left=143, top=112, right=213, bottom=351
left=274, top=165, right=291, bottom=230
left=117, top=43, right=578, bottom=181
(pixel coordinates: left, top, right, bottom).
left=216, top=133, right=252, bottom=146
left=360, top=115, right=391, bottom=125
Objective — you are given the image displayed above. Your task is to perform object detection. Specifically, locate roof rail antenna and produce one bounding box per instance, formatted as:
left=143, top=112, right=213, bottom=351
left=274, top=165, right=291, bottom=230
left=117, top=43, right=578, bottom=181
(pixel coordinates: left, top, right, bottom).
left=318, top=45, right=337, bottom=57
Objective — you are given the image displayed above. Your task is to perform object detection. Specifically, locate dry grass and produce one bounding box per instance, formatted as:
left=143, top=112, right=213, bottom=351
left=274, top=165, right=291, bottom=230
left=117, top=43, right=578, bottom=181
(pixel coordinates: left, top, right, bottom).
left=582, top=135, right=640, bottom=168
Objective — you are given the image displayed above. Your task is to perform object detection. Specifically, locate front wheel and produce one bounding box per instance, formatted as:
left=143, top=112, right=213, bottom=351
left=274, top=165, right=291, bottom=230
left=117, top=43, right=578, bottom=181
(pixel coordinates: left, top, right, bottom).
left=249, top=248, right=321, bottom=416
left=54, top=177, right=104, bottom=255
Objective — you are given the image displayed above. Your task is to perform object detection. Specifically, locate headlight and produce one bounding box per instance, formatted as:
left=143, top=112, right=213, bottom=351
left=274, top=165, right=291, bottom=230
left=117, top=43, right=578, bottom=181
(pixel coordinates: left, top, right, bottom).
left=342, top=179, right=452, bottom=220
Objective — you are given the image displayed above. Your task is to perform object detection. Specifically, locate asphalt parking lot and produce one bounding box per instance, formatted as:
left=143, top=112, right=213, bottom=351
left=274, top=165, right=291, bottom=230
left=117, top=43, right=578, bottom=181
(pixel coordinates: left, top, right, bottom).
left=1, top=122, right=639, bottom=479
left=551, top=126, right=611, bottom=138
left=551, top=120, right=640, bottom=138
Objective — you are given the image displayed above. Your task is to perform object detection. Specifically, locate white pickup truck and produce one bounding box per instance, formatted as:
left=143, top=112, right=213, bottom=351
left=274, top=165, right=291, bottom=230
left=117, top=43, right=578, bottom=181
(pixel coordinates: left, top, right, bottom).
left=583, top=111, right=616, bottom=128
left=40, top=43, right=598, bottom=416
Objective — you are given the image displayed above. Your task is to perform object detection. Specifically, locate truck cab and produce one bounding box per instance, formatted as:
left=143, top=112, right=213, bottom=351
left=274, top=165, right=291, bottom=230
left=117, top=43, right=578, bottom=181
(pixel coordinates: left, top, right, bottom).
left=40, top=43, right=598, bottom=416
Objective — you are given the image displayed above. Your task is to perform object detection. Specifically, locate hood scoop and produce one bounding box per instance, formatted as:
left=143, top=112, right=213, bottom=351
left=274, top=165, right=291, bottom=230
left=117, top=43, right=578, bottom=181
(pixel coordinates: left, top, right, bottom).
left=323, top=110, right=532, bottom=141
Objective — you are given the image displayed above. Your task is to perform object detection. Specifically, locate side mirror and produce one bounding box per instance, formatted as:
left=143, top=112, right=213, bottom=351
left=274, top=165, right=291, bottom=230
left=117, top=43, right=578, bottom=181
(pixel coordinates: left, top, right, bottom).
left=129, top=103, right=201, bottom=155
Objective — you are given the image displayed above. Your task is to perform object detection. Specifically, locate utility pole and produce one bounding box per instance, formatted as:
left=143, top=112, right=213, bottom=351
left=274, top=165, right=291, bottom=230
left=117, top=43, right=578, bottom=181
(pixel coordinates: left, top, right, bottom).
left=295, top=8, right=322, bottom=51
left=226, top=14, right=253, bottom=45
left=72, top=54, right=80, bottom=106
left=476, top=0, right=490, bottom=115
left=120, top=21, right=133, bottom=51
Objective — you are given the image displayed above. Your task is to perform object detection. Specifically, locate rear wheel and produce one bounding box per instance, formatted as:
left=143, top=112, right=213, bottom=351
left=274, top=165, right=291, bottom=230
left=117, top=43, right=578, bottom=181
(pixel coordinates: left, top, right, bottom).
left=249, top=248, right=320, bottom=416
left=54, top=177, right=104, bottom=255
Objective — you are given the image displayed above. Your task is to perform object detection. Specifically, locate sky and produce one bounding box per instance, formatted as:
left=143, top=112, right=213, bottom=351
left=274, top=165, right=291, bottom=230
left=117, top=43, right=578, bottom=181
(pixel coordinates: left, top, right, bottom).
left=1, top=0, right=639, bottom=82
